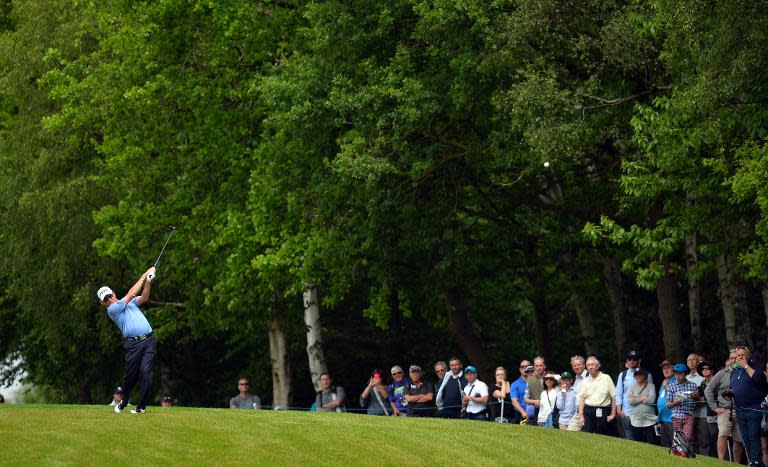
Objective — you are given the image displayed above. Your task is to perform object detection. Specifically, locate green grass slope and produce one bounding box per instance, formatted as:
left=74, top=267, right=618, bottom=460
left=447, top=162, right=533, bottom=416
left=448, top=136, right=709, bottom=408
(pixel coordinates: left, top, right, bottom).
left=1, top=405, right=723, bottom=466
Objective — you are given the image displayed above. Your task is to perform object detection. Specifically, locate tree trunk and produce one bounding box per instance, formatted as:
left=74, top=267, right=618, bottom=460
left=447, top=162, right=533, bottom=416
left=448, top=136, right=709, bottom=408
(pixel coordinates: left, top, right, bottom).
left=570, top=293, right=599, bottom=356
left=715, top=255, right=753, bottom=349
left=602, top=255, right=629, bottom=367
left=762, top=284, right=768, bottom=335
left=268, top=308, right=292, bottom=408
left=444, top=286, right=493, bottom=381
left=531, top=287, right=553, bottom=363
left=656, top=271, right=683, bottom=361
left=685, top=233, right=703, bottom=353
left=303, top=285, right=327, bottom=392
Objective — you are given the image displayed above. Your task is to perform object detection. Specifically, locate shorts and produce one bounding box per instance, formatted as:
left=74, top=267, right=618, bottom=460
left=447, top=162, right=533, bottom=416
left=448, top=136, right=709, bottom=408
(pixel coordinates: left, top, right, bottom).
left=717, top=411, right=743, bottom=443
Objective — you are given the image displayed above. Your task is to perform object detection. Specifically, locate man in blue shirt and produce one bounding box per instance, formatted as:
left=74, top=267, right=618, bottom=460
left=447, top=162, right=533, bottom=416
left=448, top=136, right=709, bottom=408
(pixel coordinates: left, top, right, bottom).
left=510, top=361, right=531, bottom=424
left=615, top=350, right=653, bottom=440
left=98, top=266, right=156, bottom=414
left=730, top=345, right=768, bottom=467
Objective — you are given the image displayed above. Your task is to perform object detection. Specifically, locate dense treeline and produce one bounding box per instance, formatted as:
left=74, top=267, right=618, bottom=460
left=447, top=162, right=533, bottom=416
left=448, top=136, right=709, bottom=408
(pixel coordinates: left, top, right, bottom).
left=1, top=0, right=767, bottom=407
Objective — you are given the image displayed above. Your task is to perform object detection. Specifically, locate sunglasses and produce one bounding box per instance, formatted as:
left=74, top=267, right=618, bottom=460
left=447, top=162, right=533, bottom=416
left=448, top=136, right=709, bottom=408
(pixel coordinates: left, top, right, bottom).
left=392, top=371, right=403, bottom=375
left=701, top=367, right=712, bottom=371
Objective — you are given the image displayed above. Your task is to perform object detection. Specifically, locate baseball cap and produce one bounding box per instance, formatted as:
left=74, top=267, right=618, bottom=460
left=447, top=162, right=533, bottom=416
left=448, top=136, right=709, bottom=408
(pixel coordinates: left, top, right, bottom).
left=161, top=395, right=172, bottom=402
left=97, top=286, right=114, bottom=302
left=673, top=363, right=688, bottom=373
left=464, top=365, right=477, bottom=374
left=634, top=368, right=648, bottom=377
left=114, top=386, right=124, bottom=395
left=524, top=365, right=534, bottom=373
left=560, top=371, right=573, bottom=380
left=659, top=359, right=673, bottom=367
left=626, top=350, right=641, bottom=360
left=409, top=364, right=422, bottom=373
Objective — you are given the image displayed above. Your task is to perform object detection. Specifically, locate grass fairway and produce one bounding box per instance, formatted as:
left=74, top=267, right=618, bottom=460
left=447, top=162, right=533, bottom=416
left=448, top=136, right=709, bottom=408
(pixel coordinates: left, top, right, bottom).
left=1, top=405, right=723, bottom=466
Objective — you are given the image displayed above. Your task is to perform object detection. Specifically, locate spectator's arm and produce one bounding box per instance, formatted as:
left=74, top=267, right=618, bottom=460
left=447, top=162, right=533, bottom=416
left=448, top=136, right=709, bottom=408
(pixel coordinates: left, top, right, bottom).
left=614, top=374, right=624, bottom=409
left=704, top=374, right=719, bottom=411
left=644, top=385, right=657, bottom=406
left=511, top=396, right=526, bottom=417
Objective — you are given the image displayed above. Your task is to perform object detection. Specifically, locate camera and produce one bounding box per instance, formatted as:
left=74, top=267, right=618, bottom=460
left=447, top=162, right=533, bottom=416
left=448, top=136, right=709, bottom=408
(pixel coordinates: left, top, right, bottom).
left=721, top=388, right=733, bottom=400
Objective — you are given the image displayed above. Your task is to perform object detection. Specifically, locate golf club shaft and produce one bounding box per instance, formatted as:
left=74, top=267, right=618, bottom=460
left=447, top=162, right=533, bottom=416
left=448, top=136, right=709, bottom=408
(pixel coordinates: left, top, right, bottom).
left=153, top=227, right=176, bottom=267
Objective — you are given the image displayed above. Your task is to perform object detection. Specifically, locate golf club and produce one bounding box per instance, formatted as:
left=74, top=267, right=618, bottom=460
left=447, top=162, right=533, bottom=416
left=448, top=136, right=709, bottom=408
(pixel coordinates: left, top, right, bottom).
left=147, top=225, right=176, bottom=281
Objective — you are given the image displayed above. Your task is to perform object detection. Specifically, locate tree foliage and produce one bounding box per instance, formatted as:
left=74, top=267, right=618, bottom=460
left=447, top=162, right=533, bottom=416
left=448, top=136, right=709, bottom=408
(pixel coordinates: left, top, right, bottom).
left=2, top=0, right=768, bottom=405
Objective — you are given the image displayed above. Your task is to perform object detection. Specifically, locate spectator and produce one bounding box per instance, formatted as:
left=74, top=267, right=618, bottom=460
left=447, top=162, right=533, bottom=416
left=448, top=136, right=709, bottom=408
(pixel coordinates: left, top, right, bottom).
left=538, top=373, right=559, bottom=428
left=616, top=350, right=653, bottom=440
left=510, top=361, right=532, bottom=424
left=762, top=362, right=768, bottom=467
left=687, top=353, right=709, bottom=455
left=108, top=387, right=124, bottom=407
left=698, top=361, right=718, bottom=456
left=705, top=349, right=743, bottom=462
left=490, top=366, right=512, bottom=422
left=461, top=365, right=489, bottom=421
left=568, top=356, right=589, bottom=431
left=360, top=369, right=390, bottom=416
left=316, top=372, right=346, bottom=413
left=730, top=345, right=768, bottom=466
left=230, top=377, right=262, bottom=409
left=667, top=362, right=700, bottom=449
left=524, top=356, right=546, bottom=421
left=762, top=382, right=768, bottom=467
left=657, top=360, right=675, bottom=448
left=556, top=371, right=577, bottom=430
left=388, top=365, right=409, bottom=416
left=578, top=356, right=616, bottom=435
left=627, top=368, right=657, bottom=444
left=161, top=396, right=174, bottom=407
left=404, top=365, right=434, bottom=417
left=435, top=357, right=466, bottom=419
left=433, top=361, right=448, bottom=395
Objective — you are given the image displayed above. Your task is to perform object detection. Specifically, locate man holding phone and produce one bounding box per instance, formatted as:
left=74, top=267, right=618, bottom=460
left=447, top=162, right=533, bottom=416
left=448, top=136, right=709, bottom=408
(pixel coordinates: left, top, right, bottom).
left=730, top=345, right=768, bottom=467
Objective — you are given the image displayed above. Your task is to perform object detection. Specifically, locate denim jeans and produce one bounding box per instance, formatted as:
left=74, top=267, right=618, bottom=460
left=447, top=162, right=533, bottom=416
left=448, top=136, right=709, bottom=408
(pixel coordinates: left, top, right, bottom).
left=621, top=416, right=635, bottom=440
left=735, top=407, right=763, bottom=465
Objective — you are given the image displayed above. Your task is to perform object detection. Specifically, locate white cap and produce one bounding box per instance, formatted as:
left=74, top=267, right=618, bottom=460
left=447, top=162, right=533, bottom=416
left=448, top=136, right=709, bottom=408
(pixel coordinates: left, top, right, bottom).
left=97, top=286, right=114, bottom=302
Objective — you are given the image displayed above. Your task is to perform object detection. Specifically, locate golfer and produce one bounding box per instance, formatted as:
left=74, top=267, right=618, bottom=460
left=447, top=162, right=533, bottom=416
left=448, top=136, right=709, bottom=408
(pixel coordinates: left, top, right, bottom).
left=97, top=266, right=157, bottom=414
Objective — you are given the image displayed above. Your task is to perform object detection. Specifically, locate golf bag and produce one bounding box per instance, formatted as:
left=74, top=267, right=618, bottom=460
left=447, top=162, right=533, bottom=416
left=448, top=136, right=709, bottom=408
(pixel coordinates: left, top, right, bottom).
left=670, top=430, right=696, bottom=458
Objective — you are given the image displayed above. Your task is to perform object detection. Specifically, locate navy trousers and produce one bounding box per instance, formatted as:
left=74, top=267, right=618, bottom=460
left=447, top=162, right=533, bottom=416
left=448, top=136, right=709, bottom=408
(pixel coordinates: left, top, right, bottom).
left=120, top=335, right=156, bottom=411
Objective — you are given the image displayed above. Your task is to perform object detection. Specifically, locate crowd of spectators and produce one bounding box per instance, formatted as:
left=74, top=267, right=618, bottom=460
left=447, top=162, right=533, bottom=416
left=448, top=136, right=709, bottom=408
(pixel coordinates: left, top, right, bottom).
left=304, top=348, right=767, bottom=465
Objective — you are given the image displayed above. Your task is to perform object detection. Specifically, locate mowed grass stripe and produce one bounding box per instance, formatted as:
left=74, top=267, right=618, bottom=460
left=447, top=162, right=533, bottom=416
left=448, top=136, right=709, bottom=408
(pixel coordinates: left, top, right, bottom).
left=0, top=405, right=721, bottom=466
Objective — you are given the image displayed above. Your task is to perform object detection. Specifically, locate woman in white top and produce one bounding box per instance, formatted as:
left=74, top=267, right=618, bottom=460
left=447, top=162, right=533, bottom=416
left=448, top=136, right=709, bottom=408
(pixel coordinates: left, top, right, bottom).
left=538, top=373, right=560, bottom=428
left=627, top=368, right=657, bottom=444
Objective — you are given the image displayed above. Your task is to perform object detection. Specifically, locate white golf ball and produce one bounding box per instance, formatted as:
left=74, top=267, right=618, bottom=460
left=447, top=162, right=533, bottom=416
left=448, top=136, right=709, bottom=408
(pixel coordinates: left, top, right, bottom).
left=543, top=161, right=550, bottom=168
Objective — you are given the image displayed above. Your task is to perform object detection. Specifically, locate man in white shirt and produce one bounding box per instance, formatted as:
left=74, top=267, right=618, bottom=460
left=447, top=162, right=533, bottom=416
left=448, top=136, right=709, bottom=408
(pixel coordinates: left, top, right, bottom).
left=462, top=365, right=489, bottom=421
left=567, top=355, right=589, bottom=431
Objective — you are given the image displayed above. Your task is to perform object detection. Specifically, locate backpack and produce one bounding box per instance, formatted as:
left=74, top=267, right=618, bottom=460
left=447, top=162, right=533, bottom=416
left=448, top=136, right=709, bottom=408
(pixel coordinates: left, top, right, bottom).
left=670, top=430, right=696, bottom=458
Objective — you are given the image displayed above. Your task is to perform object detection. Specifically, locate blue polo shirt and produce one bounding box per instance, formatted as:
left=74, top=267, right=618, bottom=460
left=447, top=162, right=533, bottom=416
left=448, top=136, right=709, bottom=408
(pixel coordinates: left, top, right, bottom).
left=510, top=376, right=527, bottom=412
left=731, top=366, right=768, bottom=410
left=107, top=297, right=152, bottom=338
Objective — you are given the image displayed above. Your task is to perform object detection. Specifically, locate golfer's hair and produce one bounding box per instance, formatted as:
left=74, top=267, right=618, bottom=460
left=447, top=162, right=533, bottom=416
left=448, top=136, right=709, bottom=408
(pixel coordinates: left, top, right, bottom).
left=570, top=355, right=585, bottom=365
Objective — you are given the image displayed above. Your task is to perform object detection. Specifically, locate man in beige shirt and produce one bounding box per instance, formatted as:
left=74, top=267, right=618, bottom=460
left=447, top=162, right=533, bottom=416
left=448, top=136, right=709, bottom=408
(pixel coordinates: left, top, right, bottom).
left=578, top=356, right=616, bottom=435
